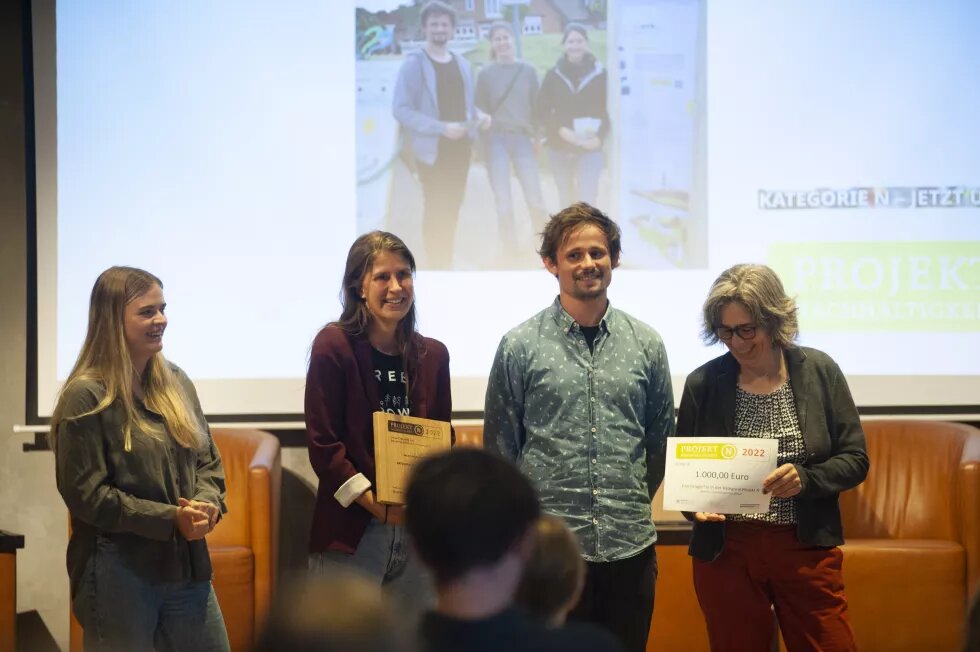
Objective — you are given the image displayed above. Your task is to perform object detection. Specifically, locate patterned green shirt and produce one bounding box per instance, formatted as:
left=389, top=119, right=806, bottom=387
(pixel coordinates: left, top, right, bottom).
left=484, top=297, right=674, bottom=561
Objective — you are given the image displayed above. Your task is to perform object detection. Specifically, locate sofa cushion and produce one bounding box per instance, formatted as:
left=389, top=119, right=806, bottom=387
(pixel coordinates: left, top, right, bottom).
left=841, top=539, right=965, bottom=652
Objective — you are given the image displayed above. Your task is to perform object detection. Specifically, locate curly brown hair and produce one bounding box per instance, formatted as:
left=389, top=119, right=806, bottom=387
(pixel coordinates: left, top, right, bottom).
left=537, top=202, right=622, bottom=266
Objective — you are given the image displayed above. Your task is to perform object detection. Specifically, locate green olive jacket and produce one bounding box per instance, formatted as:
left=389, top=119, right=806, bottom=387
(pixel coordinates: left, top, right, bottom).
left=55, top=364, right=226, bottom=598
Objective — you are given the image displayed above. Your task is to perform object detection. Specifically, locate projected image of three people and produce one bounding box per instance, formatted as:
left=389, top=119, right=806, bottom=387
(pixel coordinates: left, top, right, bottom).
left=356, top=0, right=705, bottom=271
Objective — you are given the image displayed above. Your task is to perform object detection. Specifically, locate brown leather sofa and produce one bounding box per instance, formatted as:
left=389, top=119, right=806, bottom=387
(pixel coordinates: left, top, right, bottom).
left=838, top=419, right=980, bottom=651
left=70, top=427, right=282, bottom=652
left=650, top=419, right=980, bottom=652
left=447, top=420, right=980, bottom=652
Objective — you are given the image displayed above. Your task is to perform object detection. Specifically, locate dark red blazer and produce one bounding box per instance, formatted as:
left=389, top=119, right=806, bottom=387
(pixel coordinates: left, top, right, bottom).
left=305, top=325, right=452, bottom=553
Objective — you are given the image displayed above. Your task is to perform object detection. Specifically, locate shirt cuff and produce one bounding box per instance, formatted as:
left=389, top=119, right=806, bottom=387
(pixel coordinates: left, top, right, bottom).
left=334, top=473, right=371, bottom=508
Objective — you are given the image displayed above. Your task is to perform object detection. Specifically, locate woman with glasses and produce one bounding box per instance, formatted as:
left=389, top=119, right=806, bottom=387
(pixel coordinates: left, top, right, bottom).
left=676, top=263, right=869, bottom=652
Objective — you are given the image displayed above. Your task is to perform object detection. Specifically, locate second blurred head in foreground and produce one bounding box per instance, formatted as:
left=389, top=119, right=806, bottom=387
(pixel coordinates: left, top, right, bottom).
left=515, top=515, right=586, bottom=627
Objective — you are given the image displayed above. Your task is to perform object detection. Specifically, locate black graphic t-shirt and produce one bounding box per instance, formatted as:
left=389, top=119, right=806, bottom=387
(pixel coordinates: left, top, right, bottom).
left=427, top=52, right=466, bottom=123
left=580, top=325, right=600, bottom=354
left=372, top=348, right=410, bottom=416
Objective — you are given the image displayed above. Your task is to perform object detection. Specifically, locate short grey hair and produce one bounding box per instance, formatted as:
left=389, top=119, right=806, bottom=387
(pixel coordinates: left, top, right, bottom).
left=701, top=263, right=799, bottom=348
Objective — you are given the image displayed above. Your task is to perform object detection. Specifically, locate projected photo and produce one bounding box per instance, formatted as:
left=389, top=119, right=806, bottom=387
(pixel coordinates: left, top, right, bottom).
left=355, top=0, right=706, bottom=270
left=39, top=0, right=980, bottom=418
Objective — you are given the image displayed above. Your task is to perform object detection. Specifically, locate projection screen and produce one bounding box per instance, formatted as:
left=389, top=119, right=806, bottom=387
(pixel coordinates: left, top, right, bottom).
left=29, top=0, right=980, bottom=421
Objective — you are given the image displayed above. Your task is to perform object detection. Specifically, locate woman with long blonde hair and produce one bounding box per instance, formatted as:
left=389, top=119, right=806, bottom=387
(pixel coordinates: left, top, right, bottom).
left=51, top=266, right=229, bottom=651
left=475, top=21, right=548, bottom=263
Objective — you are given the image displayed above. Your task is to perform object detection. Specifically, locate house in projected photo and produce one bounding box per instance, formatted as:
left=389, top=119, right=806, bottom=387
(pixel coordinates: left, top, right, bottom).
left=360, top=0, right=605, bottom=52
left=445, top=0, right=605, bottom=39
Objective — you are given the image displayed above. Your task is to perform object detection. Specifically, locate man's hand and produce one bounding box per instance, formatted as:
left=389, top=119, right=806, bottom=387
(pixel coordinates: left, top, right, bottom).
left=443, top=122, right=467, bottom=140
left=178, top=497, right=220, bottom=532
left=477, top=112, right=492, bottom=131
left=558, top=126, right=578, bottom=145
left=175, top=502, right=210, bottom=540
left=763, top=464, right=802, bottom=498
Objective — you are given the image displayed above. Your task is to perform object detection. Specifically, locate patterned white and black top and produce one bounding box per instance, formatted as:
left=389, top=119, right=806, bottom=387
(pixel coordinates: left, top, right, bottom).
left=731, top=379, right=808, bottom=525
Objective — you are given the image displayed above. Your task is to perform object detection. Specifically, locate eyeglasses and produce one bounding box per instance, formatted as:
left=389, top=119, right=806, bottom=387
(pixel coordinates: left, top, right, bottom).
left=715, top=324, right=758, bottom=341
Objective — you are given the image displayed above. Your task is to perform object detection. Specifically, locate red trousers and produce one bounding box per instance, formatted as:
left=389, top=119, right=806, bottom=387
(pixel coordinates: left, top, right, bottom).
left=692, top=521, right=856, bottom=652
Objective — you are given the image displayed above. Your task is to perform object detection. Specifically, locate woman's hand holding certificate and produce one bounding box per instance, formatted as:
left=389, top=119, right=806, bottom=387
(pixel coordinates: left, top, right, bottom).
left=762, top=463, right=803, bottom=498
left=662, top=437, right=779, bottom=514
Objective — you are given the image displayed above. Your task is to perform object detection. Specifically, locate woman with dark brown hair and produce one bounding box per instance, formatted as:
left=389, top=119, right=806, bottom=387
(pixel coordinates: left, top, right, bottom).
left=536, top=23, right=609, bottom=208
left=305, top=231, right=451, bottom=610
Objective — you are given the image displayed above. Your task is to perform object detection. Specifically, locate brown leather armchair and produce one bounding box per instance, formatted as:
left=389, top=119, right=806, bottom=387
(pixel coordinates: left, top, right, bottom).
left=207, top=428, right=281, bottom=651
left=69, top=427, right=281, bottom=652
left=454, top=423, right=484, bottom=448
left=838, top=419, right=980, bottom=652
left=649, top=419, right=980, bottom=652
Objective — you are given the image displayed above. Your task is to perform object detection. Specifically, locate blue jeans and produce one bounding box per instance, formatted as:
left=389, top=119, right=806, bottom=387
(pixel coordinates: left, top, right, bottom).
left=309, top=520, right=434, bottom=617
left=485, top=130, right=547, bottom=247
left=548, top=147, right=604, bottom=209
left=74, top=537, right=230, bottom=652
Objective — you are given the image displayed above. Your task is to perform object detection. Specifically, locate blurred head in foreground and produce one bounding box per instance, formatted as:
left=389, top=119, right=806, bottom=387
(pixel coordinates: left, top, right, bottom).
left=406, top=448, right=540, bottom=588
left=255, top=568, right=414, bottom=652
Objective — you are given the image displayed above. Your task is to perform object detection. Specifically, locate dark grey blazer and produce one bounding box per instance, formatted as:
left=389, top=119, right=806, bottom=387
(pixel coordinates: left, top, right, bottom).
left=675, top=346, right=869, bottom=561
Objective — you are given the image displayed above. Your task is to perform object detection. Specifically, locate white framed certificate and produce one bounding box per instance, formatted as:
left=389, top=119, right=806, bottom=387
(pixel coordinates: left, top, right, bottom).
left=662, top=437, right=778, bottom=514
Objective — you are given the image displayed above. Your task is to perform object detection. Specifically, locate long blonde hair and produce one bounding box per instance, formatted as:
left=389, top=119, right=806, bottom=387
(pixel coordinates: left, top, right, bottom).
left=50, top=266, right=204, bottom=452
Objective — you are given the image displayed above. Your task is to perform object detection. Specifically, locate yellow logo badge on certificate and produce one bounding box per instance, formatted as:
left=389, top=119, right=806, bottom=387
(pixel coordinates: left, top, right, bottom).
left=662, top=437, right=778, bottom=513
left=372, top=412, right=451, bottom=505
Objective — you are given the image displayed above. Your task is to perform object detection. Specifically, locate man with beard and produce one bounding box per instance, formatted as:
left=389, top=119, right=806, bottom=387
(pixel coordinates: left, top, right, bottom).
left=484, top=202, right=674, bottom=652
left=392, top=1, right=488, bottom=269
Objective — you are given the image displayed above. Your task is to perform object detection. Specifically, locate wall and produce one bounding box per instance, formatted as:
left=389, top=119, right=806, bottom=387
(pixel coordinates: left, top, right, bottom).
left=0, top=0, right=73, bottom=648
left=0, top=6, right=319, bottom=649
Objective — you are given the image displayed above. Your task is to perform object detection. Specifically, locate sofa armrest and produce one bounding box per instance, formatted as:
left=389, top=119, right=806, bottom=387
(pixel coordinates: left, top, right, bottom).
left=960, top=432, right=980, bottom=596
left=247, top=434, right=281, bottom=640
